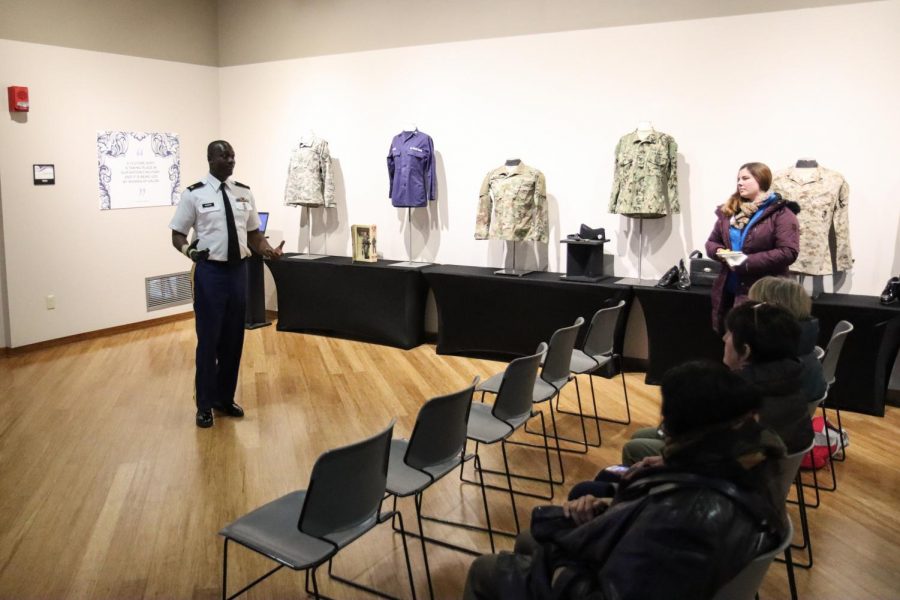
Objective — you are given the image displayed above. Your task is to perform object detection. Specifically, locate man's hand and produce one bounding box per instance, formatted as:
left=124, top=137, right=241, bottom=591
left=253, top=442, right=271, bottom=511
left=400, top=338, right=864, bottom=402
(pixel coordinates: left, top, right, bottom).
left=183, top=239, right=209, bottom=262
left=562, top=494, right=608, bottom=525
left=262, top=240, right=285, bottom=260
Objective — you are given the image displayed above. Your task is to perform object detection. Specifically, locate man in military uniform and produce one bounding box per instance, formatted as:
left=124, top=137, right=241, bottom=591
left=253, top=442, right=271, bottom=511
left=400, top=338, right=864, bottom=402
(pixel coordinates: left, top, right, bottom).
left=170, top=140, right=284, bottom=428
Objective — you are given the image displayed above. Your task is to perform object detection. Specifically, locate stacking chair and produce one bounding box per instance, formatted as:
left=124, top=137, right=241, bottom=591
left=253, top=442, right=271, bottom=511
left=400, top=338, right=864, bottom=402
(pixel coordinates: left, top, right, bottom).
left=219, top=421, right=416, bottom=600
left=460, top=344, right=552, bottom=533
left=385, top=378, right=492, bottom=600
left=559, top=301, right=630, bottom=449
left=820, top=320, right=853, bottom=466
left=799, top=393, right=828, bottom=509
left=711, top=520, right=795, bottom=600
left=773, top=440, right=816, bottom=598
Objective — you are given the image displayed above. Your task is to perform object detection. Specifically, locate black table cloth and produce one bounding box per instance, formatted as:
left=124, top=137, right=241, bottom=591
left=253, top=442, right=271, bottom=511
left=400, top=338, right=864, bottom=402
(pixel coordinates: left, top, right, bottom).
left=266, top=255, right=428, bottom=349
left=423, top=265, right=632, bottom=359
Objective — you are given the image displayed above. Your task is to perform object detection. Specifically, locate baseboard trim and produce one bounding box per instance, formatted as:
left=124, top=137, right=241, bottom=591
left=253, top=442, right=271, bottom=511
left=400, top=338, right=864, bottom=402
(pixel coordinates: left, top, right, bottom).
left=3, top=311, right=194, bottom=356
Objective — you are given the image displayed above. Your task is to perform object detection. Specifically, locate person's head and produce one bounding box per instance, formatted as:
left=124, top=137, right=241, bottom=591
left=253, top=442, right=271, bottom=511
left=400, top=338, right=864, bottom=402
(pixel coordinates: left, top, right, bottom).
left=207, top=140, right=235, bottom=182
left=660, top=361, right=761, bottom=437
left=748, top=276, right=812, bottom=320
left=723, top=302, right=800, bottom=370
left=721, top=162, right=772, bottom=216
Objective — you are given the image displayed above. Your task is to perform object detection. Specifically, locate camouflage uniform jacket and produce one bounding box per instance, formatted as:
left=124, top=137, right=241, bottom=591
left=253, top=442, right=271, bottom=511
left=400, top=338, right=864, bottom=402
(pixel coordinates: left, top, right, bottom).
left=283, top=136, right=335, bottom=208
left=608, top=130, right=679, bottom=218
left=772, top=166, right=852, bottom=274
left=475, top=162, right=548, bottom=243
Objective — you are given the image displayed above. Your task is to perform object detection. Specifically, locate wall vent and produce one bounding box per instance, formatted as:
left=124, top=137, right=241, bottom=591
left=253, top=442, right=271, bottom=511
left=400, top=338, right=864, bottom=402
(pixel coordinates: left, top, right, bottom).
left=146, top=271, right=192, bottom=311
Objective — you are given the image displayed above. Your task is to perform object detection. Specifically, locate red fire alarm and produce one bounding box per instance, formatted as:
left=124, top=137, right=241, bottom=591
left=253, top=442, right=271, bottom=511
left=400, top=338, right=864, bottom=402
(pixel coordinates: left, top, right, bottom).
left=8, top=86, right=29, bottom=112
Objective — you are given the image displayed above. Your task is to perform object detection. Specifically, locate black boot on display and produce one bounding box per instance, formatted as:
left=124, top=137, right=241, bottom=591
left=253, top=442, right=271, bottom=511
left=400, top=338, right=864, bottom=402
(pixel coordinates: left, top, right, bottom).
left=881, top=277, right=900, bottom=305
left=677, top=259, right=691, bottom=290
left=656, top=265, right=679, bottom=288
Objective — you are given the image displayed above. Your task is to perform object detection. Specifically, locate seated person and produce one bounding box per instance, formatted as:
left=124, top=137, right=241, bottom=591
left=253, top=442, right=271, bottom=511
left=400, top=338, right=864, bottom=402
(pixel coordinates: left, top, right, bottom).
left=464, top=361, right=787, bottom=600
left=748, top=276, right=826, bottom=400
left=620, top=300, right=820, bottom=466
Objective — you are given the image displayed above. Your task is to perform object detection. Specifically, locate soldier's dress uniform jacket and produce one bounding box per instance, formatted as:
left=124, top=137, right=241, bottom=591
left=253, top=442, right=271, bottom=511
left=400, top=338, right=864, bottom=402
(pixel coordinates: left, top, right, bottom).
left=170, top=174, right=261, bottom=413
left=608, top=130, right=679, bottom=218
left=772, top=166, right=852, bottom=275
left=283, top=135, right=335, bottom=208
left=475, top=162, right=548, bottom=243
left=387, top=130, right=436, bottom=208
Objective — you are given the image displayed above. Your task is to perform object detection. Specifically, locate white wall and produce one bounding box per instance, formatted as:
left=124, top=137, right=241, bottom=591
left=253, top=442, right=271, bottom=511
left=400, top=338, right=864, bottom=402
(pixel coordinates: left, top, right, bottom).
left=0, top=39, right=218, bottom=347
left=219, top=1, right=900, bottom=297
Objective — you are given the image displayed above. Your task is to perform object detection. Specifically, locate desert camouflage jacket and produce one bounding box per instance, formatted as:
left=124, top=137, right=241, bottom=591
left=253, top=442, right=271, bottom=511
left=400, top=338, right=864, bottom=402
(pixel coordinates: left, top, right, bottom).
left=475, top=162, right=548, bottom=243
left=608, top=130, right=679, bottom=218
left=284, top=135, right=335, bottom=208
left=772, top=166, right=852, bottom=274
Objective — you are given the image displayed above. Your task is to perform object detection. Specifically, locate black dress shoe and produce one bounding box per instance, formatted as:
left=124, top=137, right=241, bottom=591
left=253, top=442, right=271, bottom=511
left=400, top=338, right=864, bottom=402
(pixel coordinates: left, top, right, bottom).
left=676, top=259, right=691, bottom=290
left=196, top=410, right=214, bottom=428
left=213, top=403, right=245, bottom=418
left=881, top=277, right=900, bottom=305
left=656, top=265, right=679, bottom=288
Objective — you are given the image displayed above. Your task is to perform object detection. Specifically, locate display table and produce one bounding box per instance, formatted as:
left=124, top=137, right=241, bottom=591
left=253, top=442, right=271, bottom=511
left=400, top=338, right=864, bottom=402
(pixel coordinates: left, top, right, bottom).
left=813, top=294, right=900, bottom=416
left=423, top=265, right=632, bottom=358
left=634, top=285, right=900, bottom=416
left=266, top=255, right=429, bottom=349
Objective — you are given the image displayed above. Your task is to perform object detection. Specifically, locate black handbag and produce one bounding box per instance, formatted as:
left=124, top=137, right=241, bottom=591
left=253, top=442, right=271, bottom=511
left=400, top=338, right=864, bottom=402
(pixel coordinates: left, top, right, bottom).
left=689, top=250, right=721, bottom=287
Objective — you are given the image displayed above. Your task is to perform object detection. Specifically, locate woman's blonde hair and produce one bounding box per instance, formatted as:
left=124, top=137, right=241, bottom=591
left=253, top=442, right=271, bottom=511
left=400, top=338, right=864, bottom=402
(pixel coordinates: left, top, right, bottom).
left=721, top=162, right=773, bottom=217
left=748, top=276, right=811, bottom=319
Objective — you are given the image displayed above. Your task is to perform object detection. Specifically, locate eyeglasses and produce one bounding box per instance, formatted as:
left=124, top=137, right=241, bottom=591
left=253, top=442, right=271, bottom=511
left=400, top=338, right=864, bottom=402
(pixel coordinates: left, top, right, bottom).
left=751, top=301, right=767, bottom=330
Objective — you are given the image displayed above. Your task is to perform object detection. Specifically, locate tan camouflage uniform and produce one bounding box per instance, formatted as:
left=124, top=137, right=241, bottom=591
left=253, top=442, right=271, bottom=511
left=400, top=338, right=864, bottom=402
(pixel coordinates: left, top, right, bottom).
left=608, top=130, right=679, bottom=218
left=283, top=136, right=335, bottom=208
left=475, top=162, right=548, bottom=243
left=772, top=166, right=852, bottom=274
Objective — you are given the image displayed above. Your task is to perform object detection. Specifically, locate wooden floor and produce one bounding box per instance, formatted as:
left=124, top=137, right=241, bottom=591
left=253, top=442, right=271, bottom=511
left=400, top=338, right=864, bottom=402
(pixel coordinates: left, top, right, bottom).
left=1, top=319, right=898, bottom=599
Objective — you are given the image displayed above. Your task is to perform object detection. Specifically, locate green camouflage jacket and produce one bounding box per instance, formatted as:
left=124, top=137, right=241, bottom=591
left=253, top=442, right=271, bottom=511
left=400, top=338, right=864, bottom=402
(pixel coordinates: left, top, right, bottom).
left=608, top=130, right=679, bottom=218
left=475, top=162, right=548, bottom=243
left=772, top=166, right=852, bottom=274
left=283, top=135, right=335, bottom=208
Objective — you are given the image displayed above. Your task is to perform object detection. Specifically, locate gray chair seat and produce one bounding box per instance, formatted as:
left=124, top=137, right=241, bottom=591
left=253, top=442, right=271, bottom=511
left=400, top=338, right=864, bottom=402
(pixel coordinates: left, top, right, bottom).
left=386, top=440, right=433, bottom=496
left=570, top=349, right=613, bottom=375
left=533, top=377, right=559, bottom=403
left=220, top=490, right=368, bottom=570
left=467, top=402, right=528, bottom=443
left=219, top=490, right=338, bottom=570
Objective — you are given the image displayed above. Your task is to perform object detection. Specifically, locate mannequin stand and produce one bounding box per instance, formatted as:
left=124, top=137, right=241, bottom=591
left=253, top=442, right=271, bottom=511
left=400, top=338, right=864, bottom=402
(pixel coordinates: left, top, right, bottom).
left=390, top=207, right=432, bottom=269
left=290, top=206, right=328, bottom=260
left=495, top=241, right=533, bottom=277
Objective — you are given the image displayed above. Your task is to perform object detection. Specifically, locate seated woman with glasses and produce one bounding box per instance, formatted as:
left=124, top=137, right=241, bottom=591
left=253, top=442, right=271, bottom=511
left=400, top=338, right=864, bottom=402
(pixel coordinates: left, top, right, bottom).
left=591, top=302, right=818, bottom=503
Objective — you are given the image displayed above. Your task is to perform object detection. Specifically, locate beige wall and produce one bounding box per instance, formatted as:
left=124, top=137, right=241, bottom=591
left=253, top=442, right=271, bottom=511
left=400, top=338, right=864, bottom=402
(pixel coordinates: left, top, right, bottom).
left=0, top=39, right=218, bottom=347
left=216, top=0, right=877, bottom=66
left=0, top=0, right=218, bottom=65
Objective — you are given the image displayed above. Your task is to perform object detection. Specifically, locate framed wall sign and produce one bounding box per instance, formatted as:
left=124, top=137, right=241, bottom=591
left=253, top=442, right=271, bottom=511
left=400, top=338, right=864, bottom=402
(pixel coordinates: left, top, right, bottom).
left=33, top=164, right=55, bottom=185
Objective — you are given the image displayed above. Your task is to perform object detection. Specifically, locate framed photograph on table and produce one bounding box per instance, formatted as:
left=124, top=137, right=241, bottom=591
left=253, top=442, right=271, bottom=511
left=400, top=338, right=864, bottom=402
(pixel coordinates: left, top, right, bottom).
left=351, top=224, right=378, bottom=262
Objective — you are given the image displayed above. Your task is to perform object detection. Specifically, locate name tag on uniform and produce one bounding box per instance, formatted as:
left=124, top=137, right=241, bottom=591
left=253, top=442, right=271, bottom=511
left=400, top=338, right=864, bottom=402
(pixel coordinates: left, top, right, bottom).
left=235, top=197, right=251, bottom=211
left=199, top=202, right=219, bottom=214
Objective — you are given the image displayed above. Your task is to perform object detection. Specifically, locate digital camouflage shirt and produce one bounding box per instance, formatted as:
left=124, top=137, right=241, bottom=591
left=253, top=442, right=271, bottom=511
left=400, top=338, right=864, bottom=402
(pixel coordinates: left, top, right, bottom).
left=608, top=130, right=679, bottom=218
left=283, top=135, right=335, bottom=208
left=475, top=162, right=548, bottom=243
left=772, top=166, right=852, bottom=275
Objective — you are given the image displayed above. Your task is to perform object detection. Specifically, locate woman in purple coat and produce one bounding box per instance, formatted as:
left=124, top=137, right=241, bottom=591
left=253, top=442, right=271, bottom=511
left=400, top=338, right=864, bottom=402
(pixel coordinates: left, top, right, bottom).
left=706, top=162, right=800, bottom=332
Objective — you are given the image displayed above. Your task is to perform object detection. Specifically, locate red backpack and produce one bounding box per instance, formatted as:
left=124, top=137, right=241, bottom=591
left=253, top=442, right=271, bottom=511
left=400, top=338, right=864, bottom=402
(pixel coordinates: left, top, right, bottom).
left=801, top=415, right=848, bottom=469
